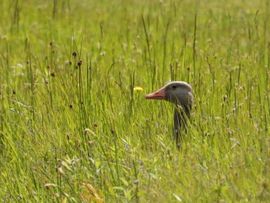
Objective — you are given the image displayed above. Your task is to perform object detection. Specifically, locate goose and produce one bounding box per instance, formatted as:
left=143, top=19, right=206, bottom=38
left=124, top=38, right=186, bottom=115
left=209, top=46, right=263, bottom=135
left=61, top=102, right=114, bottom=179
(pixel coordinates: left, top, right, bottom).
left=145, top=81, right=193, bottom=148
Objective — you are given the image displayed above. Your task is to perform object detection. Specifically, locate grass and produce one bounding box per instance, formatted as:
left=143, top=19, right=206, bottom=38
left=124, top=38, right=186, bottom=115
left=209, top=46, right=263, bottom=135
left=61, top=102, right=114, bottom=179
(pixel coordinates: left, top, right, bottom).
left=0, top=0, right=269, bottom=202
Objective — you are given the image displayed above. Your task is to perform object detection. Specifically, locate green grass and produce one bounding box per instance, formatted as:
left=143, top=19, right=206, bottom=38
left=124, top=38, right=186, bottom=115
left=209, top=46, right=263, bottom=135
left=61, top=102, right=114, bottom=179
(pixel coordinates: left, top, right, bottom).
left=0, top=0, right=269, bottom=202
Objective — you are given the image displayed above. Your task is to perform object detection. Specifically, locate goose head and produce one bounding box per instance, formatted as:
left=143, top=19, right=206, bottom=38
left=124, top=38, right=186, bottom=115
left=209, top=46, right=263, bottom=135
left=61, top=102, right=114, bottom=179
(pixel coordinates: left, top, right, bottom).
left=145, top=81, right=193, bottom=109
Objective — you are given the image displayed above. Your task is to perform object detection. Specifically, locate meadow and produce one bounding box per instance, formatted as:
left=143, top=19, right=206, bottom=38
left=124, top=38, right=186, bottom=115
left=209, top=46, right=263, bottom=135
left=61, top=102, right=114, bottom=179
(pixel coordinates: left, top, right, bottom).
left=0, top=0, right=269, bottom=202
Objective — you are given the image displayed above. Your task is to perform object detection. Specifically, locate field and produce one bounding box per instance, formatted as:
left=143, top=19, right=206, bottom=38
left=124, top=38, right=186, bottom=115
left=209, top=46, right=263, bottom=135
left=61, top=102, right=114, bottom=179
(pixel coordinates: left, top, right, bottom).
left=0, top=0, right=269, bottom=202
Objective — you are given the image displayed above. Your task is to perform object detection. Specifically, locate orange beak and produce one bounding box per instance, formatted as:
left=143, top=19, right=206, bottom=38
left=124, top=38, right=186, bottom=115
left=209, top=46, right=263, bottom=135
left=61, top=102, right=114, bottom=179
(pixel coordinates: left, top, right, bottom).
left=145, top=87, right=166, bottom=100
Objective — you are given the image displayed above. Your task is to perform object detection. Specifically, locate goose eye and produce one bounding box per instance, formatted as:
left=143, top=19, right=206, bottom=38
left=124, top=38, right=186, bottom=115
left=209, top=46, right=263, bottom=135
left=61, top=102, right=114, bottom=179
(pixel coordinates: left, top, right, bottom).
left=172, top=85, right=177, bottom=89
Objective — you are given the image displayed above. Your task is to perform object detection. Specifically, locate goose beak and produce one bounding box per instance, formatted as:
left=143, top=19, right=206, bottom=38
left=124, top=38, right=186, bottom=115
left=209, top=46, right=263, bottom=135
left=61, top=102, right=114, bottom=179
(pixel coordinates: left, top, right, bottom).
left=145, top=87, right=166, bottom=100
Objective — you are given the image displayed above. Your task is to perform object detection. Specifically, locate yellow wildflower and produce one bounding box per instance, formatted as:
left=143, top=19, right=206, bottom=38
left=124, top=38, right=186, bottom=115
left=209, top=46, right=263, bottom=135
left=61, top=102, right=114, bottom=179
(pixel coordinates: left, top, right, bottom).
left=133, top=86, right=144, bottom=91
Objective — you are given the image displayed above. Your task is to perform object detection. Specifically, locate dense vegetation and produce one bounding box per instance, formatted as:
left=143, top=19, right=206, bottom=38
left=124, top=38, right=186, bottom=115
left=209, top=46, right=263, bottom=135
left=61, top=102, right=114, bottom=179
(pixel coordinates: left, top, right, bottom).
left=0, top=0, right=269, bottom=202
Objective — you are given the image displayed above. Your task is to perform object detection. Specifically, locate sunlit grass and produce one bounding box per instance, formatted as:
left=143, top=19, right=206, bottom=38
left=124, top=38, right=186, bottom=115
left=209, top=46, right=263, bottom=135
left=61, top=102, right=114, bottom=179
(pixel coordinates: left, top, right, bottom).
left=0, top=0, right=269, bottom=202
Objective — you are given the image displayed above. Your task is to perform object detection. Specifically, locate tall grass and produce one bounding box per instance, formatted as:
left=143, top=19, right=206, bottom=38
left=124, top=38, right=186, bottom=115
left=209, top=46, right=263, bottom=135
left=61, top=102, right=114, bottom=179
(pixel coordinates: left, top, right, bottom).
left=0, top=0, right=269, bottom=202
